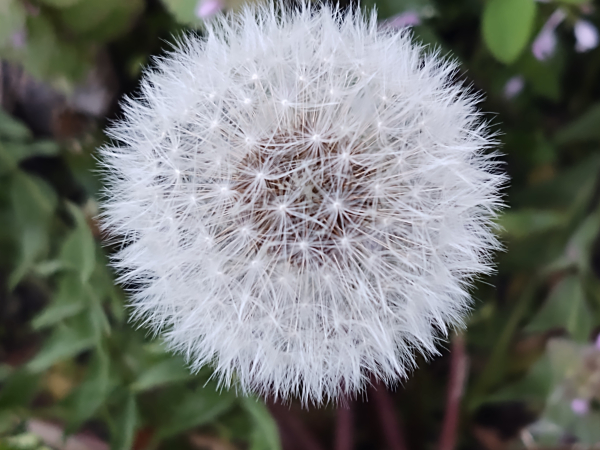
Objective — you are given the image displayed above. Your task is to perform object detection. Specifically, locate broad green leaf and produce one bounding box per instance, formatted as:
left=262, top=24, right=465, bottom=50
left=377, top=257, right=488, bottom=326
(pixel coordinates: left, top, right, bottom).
left=513, top=154, right=600, bottom=209
left=0, top=365, right=11, bottom=383
left=87, top=288, right=111, bottom=339
left=59, top=0, right=134, bottom=36
left=11, top=172, right=56, bottom=224
left=554, top=103, right=600, bottom=145
left=546, top=338, right=582, bottom=383
left=32, top=274, right=86, bottom=330
left=9, top=172, right=56, bottom=287
left=526, top=276, right=592, bottom=341
left=517, top=53, right=563, bottom=101
left=572, top=412, right=600, bottom=444
left=0, top=0, right=26, bottom=48
left=60, top=202, right=95, bottom=283
left=27, top=320, right=96, bottom=372
left=160, top=0, right=201, bottom=25
left=130, top=358, right=192, bottom=392
left=0, top=109, right=31, bottom=142
left=241, top=397, right=281, bottom=450
left=64, top=347, right=111, bottom=432
left=0, top=143, right=17, bottom=175
left=0, top=141, right=58, bottom=176
left=482, top=0, right=536, bottom=64
left=497, top=210, right=565, bottom=239
left=21, top=15, right=90, bottom=83
left=0, top=369, right=40, bottom=409
left=111, top=392, right=138, bottom=450
left=542, top=392, right=600, bottom=445
left=39, top=0, right=82, bottom=7
left=57, top=0, right=143, bottom=41
left=157, top=385, right=236, bottom=438
left=483, top=354, right=553, bottom=405
left=7, top=141, right=60, bottom=161
left=8, top=226, right=48, bottom=289
left=565, top=211, right=600, bottom=272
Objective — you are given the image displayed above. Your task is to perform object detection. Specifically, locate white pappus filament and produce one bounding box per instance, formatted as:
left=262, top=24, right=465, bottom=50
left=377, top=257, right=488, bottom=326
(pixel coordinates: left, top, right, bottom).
left=99, top=2, right=505, bottom=405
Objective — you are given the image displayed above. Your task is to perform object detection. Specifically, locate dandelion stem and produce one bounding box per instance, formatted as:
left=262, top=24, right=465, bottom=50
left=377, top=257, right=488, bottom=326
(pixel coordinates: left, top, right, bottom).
left=370, top=381, right=408, bottom=450
left=334, top=400, right=353, bottom=450
left=438, top=334, right=468, bottom=450
left=268, top=401, right=326, bottom=450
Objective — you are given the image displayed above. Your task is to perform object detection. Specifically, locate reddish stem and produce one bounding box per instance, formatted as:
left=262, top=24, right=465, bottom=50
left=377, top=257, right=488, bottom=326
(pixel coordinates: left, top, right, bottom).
left=267, top=401, right=326, bottom=450
left=369, top=381, right=408, bottom=450
left=334, top=400, right=354, bottom=450
left=438, top=334, right=468, bottom=450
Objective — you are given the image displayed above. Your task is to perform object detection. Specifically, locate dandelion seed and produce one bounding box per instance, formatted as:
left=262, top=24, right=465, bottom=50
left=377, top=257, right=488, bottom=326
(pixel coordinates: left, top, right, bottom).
left=99, top=2, right=505, bottom=405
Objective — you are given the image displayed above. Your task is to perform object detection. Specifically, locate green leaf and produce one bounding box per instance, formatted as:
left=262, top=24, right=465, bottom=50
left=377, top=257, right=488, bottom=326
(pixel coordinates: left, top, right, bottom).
left=64, top=347, right=111, bottom=432
left=10, top=141, right=60, bottom=161
left=31, top=274, right=86, bottom=330
left=497, top=210, right=565, bottom=239
left=111, top=392, right=138, bottom=450
left=565, top=211, right=600, bottom=272
left=157, top=385, right=236, bottom=438
left=483, top=354, right=553, bottom=405
left=241, top=397, right=282, bottom=450
left=11, top=172, right=56, bottom=224
left=0, top=143, right=17, bottom=176
left=9, top=172, right=56, bottom=288
left=513, top=155, right=600, bottom=210
left=56, top=0, right=144, bottom=42
left=482, top=0, right=536, bottom=64
left=20, top=15, right=91, bottom=83
left=130, top=358, right=192, bottom=392
left=60, top=202, right=95, bottom=283
left=160, top=0, right=201, bottom=26
left=554, top=103, right=600, bottom=145
left=517, top=53, right=563, bottom=101
left=0, top=140, right=59, bottom=176
left=0, top=0, right=26, bottom=49
left=86, top=288, right=111, bottom=339
left=39, top=0, right=82, bottom=8
left=8, top=226, right=48, bottom=289
left=27, top=320, right=96, bottom=372
left=0, top=109, right=31, bottom=142
left=546, top=338, right=583, bottom=383
left=0, top=365, right=11, bottom=383
left=526, top=276, right=592, bottom=341
left=0, top=369, right=39, bottom=410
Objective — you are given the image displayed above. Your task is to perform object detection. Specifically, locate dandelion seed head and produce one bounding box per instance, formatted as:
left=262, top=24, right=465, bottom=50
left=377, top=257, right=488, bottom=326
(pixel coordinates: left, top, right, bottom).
left=99, top=2, right=505, bottom=405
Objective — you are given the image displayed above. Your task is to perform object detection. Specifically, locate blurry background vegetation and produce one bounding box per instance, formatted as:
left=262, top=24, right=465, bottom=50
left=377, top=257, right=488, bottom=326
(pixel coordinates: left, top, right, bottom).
left=1, top=0, right=600, bottom=449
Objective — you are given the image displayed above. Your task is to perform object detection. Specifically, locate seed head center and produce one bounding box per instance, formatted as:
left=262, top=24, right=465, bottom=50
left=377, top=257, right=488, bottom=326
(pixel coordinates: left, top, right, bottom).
left=231, top=131, right=375, bottom=265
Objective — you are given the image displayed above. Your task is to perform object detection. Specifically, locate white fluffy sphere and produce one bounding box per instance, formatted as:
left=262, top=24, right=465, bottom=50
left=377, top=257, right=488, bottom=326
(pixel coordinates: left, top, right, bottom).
left=100, top=3, right=504, bottom=404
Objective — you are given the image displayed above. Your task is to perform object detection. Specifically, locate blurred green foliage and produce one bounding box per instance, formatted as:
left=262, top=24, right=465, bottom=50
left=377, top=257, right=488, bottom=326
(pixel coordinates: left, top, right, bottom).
left=1, top=0, right=600, bottom=449
left=0, top=108, right=280, bottom=449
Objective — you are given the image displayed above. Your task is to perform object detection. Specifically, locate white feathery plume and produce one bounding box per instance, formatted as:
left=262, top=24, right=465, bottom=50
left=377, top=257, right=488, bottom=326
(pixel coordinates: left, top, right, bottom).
left=99, top=2, right=505, bottom=405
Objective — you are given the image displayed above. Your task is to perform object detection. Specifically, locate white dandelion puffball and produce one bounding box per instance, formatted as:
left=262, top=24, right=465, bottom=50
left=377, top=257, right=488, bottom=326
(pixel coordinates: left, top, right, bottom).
left=100, top=3, right=504, bottom=404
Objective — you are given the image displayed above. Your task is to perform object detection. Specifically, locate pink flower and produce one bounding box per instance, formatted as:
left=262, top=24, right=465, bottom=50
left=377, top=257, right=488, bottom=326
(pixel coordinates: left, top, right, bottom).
left=574, top=20, right=599, bottom=52
left=531, top=9, right=566, bottom=61
left=195, top=0, right=224, bottom=19
left=381, top=11, right=421, bottom=30
left=503, top=76, right=525, bottom=99
left=595, top=332, right=600, bottom=350
left=532, top=30, right=557, bottom=60
left=570, top=398, right=590, bottom=416
left=10, top=29, right=26, bottom=49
